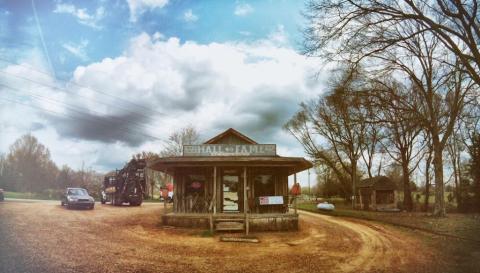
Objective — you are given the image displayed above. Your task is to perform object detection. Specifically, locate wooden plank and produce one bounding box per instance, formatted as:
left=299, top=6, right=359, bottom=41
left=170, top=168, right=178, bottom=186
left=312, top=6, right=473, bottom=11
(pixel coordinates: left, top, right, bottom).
left=294, top=173, right=297, bottom=215
left=220, top=236, right=259, bottom=243
left=213, top=166, right=217, bottom=214
left=244, top=166, right=249, bottom=235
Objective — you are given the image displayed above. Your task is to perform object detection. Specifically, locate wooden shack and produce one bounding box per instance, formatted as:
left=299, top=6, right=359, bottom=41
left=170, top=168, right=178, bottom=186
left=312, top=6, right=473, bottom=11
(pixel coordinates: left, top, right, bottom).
left=148, top=128, right=312, bottom=232
left=356, top=176, right=397, bottom=211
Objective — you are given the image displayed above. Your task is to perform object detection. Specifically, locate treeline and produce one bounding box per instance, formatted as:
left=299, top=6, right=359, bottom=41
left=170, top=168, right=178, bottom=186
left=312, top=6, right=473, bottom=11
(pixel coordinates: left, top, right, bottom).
left=0, top=134, right=103, bottom=198
left=286, top=0, right=480, bottom=215
left=0, top=126, right=200, bottom=199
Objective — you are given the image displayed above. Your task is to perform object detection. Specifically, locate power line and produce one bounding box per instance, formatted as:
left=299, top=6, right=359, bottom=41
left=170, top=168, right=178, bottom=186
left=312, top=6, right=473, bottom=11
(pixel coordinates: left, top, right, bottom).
left=0, top=83, right=163, bottom=141
left=0, top=76, right=161, bottom=135
left=0, top=70, right=163, bottom=133
left=0, top=88, right=163, bottom=143
left=0, top=95, right=162, bottom=144
left=0, top=56, right=166, bottom=118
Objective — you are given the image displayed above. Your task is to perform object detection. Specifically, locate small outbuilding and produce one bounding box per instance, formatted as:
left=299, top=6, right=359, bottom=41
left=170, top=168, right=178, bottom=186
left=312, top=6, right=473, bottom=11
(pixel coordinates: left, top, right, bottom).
left=356, top=176, right=397, bottom=211
left=148, top=128, right=313, bottom=232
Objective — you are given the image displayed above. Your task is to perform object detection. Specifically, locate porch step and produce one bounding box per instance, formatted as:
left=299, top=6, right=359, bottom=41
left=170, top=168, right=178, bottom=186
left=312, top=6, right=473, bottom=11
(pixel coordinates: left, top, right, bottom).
left=215, top=218, right=245, bottom=222
left=215, top=221, right=245, bottom=231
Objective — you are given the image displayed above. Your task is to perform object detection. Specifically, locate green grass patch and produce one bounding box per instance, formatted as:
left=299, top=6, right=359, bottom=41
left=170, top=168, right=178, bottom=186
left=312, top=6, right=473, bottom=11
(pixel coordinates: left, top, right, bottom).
left=200, top=230, right=215, bottom=237
left=3, top=191, right=57, bottom=200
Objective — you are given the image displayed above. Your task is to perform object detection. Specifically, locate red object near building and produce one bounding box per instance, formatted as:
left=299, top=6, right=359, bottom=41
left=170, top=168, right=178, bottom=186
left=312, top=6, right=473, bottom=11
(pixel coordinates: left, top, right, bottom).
left=161, top=188, right=168, bottom=198
left=291, top=183, right=301, bottom=196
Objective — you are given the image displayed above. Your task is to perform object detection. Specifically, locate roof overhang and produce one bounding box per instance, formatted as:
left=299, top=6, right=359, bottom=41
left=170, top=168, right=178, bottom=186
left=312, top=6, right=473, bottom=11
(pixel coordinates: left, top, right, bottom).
left=148, top=156, right=313, bottom=175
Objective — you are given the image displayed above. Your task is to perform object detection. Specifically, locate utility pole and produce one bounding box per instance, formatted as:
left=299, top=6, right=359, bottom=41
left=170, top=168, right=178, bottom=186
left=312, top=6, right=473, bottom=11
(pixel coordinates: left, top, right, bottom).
left=308, top=168, right=311, bottom=200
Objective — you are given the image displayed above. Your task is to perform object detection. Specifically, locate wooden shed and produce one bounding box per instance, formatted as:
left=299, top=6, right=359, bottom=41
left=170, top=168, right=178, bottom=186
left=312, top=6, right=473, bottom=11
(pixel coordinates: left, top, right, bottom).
left=356, top=176, right=397, bottom=211
left=148, top=128, right=312, bottom=232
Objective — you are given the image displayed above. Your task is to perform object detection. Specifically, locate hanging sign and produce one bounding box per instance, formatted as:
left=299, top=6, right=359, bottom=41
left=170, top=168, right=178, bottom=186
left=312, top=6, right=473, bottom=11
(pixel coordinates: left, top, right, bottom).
left=183, top=144, right=276, bottom=156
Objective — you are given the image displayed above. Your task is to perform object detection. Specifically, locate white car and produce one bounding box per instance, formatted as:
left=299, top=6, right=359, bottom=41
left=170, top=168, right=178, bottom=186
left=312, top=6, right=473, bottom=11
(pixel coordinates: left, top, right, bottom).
left=316, top=202, right=335, bottom=211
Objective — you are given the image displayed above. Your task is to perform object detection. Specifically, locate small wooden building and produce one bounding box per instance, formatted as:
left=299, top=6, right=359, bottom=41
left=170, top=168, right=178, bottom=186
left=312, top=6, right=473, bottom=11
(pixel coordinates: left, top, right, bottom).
left=148, top=128, right=312, bottom=232
left=356, top=176, right=397, bottom=211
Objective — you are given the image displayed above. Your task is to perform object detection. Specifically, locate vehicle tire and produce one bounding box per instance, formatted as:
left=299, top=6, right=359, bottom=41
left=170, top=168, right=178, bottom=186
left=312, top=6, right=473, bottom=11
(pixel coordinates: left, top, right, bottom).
left=90, top=204, right=94, bottom=210
left=101, top=199, right=106, bottom=204
left=66, top=203, right=72, bottom=209
left=61, top=201, right=64, bottom=206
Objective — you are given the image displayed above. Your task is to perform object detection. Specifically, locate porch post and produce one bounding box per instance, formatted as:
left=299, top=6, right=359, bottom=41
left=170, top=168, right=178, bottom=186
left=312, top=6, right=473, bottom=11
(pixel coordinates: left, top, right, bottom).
left=244, top=166, right=249, bottom=235
left=210, top=166, right=217, bottom=232
left=213, top=166, right=217, bottom=214
left=294, top=172, right=297, bottom=215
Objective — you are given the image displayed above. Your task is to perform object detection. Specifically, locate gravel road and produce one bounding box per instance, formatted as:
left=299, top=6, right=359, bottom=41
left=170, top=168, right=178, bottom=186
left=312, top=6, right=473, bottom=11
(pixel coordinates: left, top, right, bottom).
left=0, top=200, right=441, bottom=273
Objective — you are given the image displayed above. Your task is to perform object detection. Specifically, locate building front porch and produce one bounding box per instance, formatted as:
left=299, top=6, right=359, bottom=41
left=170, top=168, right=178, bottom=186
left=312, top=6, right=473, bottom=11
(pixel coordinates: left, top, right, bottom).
left=161, top=212, right=298, bottom=232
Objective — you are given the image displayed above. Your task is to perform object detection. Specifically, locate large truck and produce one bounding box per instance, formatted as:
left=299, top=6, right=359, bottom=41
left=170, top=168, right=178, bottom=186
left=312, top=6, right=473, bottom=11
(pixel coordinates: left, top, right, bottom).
left=101, top=158, right=147, bottom=206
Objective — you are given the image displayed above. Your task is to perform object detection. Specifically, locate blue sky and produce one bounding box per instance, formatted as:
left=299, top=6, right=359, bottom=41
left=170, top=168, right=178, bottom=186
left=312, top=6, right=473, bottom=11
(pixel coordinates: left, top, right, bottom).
left=0, top=0, right=324, bottom=185
left=1, top=0, right=305, bottom=79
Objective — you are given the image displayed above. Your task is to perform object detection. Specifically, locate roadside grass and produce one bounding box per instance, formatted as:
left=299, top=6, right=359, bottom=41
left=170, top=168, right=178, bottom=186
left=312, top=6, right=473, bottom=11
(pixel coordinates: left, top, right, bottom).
left=3, top=191, right=56, bottom=200
left=297, top=202, right=480, bottom=241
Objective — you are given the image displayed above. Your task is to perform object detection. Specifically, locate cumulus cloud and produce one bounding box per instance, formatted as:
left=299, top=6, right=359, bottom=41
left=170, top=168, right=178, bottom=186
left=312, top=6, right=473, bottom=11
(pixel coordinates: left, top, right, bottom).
left=268, top=24, right=288, bottom=45
left=53, top=3, right=105, bottom=29
left=234, top=2, right=254, bottom=16
left=126, top=0, right=169, bottom=22
left=1, top=32, right=326, bottom=172
left=72, top=32, right=324, bottom=145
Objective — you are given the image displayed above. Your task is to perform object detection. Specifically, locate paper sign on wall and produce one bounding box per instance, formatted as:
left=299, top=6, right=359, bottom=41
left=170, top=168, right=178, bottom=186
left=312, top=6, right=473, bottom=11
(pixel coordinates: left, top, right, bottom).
left=259, top=196, right=284, bottom=205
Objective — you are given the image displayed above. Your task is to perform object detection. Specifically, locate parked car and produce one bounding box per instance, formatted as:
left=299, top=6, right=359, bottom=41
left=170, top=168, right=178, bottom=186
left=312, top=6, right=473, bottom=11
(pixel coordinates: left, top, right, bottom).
left=0, top=188, right=4, bottom=201
left=61, top=188, right=94, bottom=209
left=317, top=202, right=335, bottom=211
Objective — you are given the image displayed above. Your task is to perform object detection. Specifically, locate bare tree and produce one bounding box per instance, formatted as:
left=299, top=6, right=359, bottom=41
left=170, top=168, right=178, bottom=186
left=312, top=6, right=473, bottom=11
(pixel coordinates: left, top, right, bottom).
left=360, top=111, right=384, bottom=179
left=461, top=101, right=480, bottom=211
left=161, top=126, right=200, bottom=157
left=303, top=0, right=480, bottom=87
left=423, top=134, right=434, bottom=212
left=371, top=80, right=424, bottom=211
left=285, top=67, right=368, bottom=207
left=303, top=1, right=477, bottom=216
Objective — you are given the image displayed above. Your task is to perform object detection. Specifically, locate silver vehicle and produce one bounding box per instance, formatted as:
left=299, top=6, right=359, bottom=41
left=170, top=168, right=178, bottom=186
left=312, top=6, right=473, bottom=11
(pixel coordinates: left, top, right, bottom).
left=61, top=188, right=95, bottom=209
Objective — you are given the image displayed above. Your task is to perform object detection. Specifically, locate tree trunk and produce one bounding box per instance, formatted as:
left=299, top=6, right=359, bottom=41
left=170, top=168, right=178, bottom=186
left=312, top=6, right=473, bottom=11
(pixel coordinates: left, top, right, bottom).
left=432, top=136, right=446, bottom=217
left=401, top=156, right=413, bottom=211
left=352, top=159, right=357, bottom=209
left=452, top=155, right=463, bottom=211
left=424, top=155, right=431, bottom=212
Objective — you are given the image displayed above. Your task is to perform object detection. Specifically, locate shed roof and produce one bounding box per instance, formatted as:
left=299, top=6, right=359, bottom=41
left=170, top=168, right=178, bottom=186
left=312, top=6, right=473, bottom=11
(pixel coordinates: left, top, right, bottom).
left=358, top=176, right=396, bottom=190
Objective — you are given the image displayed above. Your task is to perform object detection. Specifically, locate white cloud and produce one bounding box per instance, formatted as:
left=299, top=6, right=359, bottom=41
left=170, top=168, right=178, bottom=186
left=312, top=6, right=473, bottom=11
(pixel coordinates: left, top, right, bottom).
left=183, top=9, right=198, bottom=22
left=268, top=24, right=288, bottom=45
left=126, top=0, right=169, bottom=22
left=234, top=2, right=254, bottom=16
left=62, top=40, right=89, bottom=61
left=53, top=3, right=105, bottom=29
left=1, top=33, right=327, bottom=179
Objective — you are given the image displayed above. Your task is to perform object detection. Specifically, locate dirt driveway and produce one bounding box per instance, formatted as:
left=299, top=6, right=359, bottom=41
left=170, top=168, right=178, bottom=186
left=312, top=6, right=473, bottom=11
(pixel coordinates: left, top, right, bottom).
left=0, top=200, right=440, bottom=273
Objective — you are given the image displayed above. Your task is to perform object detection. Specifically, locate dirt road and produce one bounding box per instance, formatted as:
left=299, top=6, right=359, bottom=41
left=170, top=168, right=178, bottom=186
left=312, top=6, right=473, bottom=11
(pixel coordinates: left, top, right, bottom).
left=0, top=200, right=441, bottom=273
